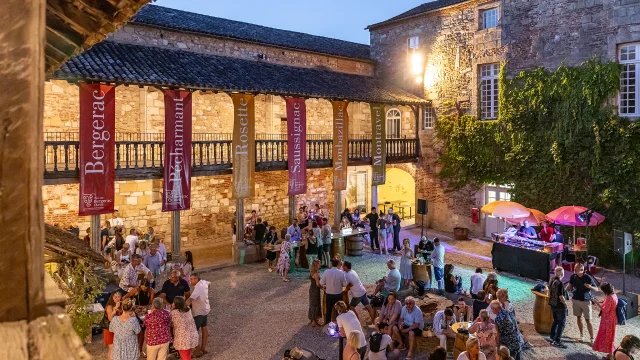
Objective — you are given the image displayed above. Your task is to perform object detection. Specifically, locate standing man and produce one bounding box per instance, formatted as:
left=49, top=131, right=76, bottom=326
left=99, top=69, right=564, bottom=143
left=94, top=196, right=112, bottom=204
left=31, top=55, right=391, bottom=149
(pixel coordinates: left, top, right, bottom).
left=389, top=208, right=401, bottom=251
left=110, top=210, right=124, bottom=231
left=343, top=261, right=376, bottom=321
left=517, top=220, right=537, bottom=239
left=187, top=274, right=211, bottom=356
left=548, top=266, right=568, bottom=348
left=100, top=221, right=111, bottom=251
left=159, top=269, right=191, bottom=305
left=335, top=301, right=367, bottom=359
left=539, top=221, right=555, bottom=243
left=320, top=258, right=347, bottom=325
left=125, top=228, right=139, bottom=252
left=365, top=207, right=379, bottom=252
left=287, top=219, right=301, bottom=242
left=253, top=217, right=267, bottom=262
left=569, top=263, right=597, bottom=344
left=118, top=254, right=154, bottom=294
left=431, top=238, right=445, bottom=290
left=143, top=244, right=163, bottom=288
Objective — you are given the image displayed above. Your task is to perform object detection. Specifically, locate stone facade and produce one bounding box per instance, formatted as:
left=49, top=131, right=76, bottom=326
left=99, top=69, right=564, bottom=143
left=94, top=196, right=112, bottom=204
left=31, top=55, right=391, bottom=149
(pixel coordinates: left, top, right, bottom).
left=110, top=24, right=375, bottom=76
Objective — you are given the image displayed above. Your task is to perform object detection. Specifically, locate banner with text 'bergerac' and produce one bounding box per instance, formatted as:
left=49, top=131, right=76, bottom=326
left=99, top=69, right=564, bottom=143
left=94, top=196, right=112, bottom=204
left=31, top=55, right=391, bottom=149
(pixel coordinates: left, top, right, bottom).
left=79, top=83, right=115, bottom=216
left=232, top=94, right=256, bottom=199
left=286, top=98, right=307, bottom=195
left=370, top=103, right=386, bottom=186
left=162, top=90, right=192, bottom=212
left=332, top=101, right=349, bottom=191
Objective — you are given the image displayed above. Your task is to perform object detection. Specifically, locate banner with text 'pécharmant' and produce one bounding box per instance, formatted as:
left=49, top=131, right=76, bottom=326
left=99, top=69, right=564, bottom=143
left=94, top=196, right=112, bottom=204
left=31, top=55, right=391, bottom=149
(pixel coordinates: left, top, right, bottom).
left=79, top=83, right=115, bottom=216
left=332, top=101, right=349, bottom=191
left=370, top=103, right=386, bottom=186
left=162, top=90, right=192, bottom=212
left=286, top=98, right=307, bottom=195
left=232, top=94, right=255, bottom=199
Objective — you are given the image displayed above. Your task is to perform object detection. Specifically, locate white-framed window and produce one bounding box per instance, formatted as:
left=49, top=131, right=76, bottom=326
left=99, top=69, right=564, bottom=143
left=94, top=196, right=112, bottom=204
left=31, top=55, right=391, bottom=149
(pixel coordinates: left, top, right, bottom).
left=479, top=63, right=500, bottom=120
left=424, top=105, right=436, bottom=129
left=480, top=8, right=499, bottom=29
left=386, top=108, right=401, bottom=138
left=407, top=36, right=419, bottom=52
left=620, top=43, right=640, bottom=117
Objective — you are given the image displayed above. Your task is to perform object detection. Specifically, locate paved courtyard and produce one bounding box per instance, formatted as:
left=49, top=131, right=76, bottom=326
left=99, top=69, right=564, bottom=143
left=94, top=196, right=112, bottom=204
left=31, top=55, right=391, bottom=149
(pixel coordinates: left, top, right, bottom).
left=86, top=226, right=640, bottom=359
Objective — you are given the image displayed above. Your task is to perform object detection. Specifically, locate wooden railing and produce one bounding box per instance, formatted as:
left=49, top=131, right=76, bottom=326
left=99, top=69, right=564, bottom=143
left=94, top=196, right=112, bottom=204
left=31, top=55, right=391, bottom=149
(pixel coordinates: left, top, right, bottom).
left=44, top=133, right=419, bottom=182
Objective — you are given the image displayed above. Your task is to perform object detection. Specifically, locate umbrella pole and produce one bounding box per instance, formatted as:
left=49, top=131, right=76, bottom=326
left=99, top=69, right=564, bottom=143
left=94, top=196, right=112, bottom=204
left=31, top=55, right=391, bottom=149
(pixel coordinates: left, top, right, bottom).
left=573, top=226, right=576, bottom=245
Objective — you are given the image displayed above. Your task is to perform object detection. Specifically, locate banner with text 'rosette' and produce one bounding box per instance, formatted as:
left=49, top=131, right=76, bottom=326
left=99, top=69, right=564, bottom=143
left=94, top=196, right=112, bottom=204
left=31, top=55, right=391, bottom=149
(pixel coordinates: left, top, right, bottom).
left=332, top=101, right=349, bottom=191
left=286, top=98, right=307, bottom=195
left=370, top=103, right=386, bottom=185
left=79, top=83, right=115, bottom=216
left=232, top=94, right=256, bottom=199
left=162, top=90, right=192, bottom=212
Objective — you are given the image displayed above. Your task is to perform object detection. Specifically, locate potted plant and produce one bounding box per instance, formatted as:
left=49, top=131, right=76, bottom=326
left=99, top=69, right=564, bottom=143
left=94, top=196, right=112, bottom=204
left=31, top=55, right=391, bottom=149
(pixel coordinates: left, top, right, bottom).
left=453, top=226, right=469, bottom=240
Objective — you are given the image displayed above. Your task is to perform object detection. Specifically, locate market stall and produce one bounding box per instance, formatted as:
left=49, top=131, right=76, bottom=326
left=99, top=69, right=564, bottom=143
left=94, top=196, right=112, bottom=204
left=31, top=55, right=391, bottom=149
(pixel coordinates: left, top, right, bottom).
left=490, top=235, right=562, bottom=281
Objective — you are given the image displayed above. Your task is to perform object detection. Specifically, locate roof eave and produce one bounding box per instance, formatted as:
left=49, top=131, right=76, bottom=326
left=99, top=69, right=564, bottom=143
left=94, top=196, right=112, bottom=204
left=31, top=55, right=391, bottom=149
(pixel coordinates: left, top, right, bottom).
left=366, top=1, right=468, bottom=31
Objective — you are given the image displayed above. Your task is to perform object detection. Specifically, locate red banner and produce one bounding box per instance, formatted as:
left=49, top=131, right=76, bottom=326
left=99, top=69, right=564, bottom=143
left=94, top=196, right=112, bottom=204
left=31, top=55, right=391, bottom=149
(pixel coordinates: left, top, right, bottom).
left=162, top=90, right=192, bottom=212
left=286, top=98, right=307, bottom=195
left=79, top=83, right=115, bottom=216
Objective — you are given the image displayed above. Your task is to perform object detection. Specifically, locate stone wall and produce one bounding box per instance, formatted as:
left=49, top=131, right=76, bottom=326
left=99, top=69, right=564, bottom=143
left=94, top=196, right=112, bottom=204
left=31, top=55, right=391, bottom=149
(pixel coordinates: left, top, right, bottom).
left=109, top=24, right=375, bottom=76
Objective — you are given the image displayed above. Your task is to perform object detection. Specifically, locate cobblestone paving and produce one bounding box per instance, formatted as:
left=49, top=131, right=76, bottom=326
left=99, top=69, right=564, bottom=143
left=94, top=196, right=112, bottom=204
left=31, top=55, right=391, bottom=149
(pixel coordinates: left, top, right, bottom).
left=85, top=226, right=639, bottom=360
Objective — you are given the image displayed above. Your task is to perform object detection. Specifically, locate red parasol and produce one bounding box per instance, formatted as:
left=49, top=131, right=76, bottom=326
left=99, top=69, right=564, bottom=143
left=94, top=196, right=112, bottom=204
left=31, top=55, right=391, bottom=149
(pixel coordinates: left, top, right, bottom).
left=545, top=206, right=605, bottom=226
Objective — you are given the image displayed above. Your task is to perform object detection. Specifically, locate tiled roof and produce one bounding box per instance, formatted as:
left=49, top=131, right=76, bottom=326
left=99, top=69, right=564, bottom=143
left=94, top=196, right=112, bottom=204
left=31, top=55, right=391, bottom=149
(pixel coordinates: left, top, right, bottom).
left=53, top=41, right=427, bottom=105
left=132, top=5, right=372, bottom=61
left=45, top=224, right=105, bottom=265
left=367, top=0, right=470, bottom=29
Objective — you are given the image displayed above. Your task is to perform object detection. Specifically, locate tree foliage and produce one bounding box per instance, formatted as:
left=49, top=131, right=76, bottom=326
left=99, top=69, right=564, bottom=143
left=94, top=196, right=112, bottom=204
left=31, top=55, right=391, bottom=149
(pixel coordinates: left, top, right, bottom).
left=436, top=59, right=640, bottom=266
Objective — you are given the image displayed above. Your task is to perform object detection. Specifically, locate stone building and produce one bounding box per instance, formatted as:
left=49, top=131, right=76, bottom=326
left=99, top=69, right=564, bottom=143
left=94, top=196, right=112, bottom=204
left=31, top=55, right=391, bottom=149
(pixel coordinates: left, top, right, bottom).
left=367, top=0, right=640, bottom=238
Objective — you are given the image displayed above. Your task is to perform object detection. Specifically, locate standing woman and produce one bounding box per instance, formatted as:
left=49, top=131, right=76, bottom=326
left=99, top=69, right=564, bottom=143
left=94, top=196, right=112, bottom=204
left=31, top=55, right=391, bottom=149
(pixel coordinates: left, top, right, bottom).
left=265, top=226, right=279, bottom=271
left=321, top=219, right=332, bottom=267
left=136, top=240, right=150, bottom=258
left=104, top=291, right=123, bottom=360
left=377, top=210, right=389, bottom=255
left=399, top=238, right=413, bottom=288
left=277, top=234, right=293, bottom=282
left=170, top=296, right=199, bottom=360
left=180, top=250, right=194, bottom=282
left=302, top=228, right=318, bottom=270
left=593, top=282, right=619, bottom=358
left=312, top=221, right=324, bottom=268
left=109, top=298, right=141, bottom=360
left=308, top=259, right=323, bottom=327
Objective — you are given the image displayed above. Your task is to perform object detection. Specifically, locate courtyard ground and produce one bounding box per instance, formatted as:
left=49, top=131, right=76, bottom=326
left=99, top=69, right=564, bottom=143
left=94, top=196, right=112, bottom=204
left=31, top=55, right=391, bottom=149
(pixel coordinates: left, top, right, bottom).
left=85, top=226, right=640, bottom=359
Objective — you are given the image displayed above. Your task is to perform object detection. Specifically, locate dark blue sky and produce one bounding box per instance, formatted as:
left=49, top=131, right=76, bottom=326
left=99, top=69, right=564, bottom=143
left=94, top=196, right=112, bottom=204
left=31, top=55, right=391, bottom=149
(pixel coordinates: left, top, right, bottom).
left=154, top=0, right=427, bottom=45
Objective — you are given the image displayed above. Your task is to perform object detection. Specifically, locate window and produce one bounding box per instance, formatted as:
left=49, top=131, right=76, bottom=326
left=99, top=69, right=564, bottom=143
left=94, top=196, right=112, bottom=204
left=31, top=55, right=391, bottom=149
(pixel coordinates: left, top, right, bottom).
left=480, top=8, right=499, bottom=29
left=407, top=36, right=419, bottom=52
left=620, top=43, right=640, bottom=116
left=424, top=105, right=436, bottom=129
left=280, top=117, right=287, bottom=134
left=386, top=109, right=401, bottom=138
left=479, top=63, right=500, bottom=119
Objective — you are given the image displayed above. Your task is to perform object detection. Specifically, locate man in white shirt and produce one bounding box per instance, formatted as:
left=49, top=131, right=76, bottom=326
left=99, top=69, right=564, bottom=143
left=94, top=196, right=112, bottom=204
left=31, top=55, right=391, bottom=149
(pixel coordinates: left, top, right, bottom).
left=393, top=296, right=424, bottom=359
left=187, top=274, right=211, bottom=355
left=372, top=260, right=401, bottom=296
left=125, top=228, right=139, bottom=251
left=470, top=267, right=486, bottom=299
left=343, top=261, right=375, bottom=321
left=110, top=210, right=124, bottom=230
left=320, top=258, right=346, bottom=325
left=432, top=308, right=456, bottom=350
left=431, top=238, right=445, bottom=290
left=118, top=254, right=154, bottom=293
left=369, top=322, right=400, bottom=360
left=335, top=301, right=367, bottom=359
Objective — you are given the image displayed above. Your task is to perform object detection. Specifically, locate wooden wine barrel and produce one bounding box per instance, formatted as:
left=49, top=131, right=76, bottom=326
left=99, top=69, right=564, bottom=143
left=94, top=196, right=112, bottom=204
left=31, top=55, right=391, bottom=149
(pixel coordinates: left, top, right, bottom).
left=346, top=235, right=364, bottom=256
left=453, top=331, right=469, bottom=359
left=412, top=263, right=428, bottom=283
left=532, top=290, right=553, bottom=334
left=330, top=237, right=345, bottom=259
left=299, top=244, right=309, bottom=269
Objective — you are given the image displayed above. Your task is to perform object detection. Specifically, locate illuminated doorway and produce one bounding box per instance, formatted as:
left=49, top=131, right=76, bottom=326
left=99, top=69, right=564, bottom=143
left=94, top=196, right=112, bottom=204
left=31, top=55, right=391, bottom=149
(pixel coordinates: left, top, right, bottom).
left=378, top=168, right=416, bottom=224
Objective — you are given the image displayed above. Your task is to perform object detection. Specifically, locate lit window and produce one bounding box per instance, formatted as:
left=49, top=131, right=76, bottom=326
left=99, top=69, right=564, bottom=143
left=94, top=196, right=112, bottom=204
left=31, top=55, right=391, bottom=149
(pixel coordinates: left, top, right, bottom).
left=479, top=63, right=500, bottom=120
left=407, top=36, right=419, bottom=52
left=480, top=8, right=499, bottom=29
left=620, top=43, right=639, bottom=117
left=424, top=105, right=436, bottom=129
left=386, top=109, right=401, bottom=138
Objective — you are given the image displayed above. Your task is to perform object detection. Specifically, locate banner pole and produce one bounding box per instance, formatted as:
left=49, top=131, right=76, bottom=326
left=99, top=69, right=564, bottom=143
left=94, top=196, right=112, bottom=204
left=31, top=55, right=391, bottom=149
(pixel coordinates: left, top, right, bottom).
left=334, top=191, right=342, bottom=229
left=171, top=211, right=182, bottom=263
left=235, top=199, right=244, bottom=264
left=289, top=196, right=296, bottom=225
left=90, top=215, right=101, bottom=253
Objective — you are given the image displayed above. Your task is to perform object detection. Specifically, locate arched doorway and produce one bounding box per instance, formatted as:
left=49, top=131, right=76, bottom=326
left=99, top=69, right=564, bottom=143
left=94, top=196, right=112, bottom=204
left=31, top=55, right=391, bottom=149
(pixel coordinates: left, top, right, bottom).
left=378, top=168, right=416, bottom=225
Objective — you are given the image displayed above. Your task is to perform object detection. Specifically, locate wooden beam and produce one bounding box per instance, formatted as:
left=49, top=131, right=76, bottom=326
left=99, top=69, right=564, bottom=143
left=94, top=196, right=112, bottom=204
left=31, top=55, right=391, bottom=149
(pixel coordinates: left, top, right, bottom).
left=0, top=0, right=47, bottom=322
left=46, top=1, right=101, bottom=36
left=46, top=31, right=77, bottom=57
left=46, top=13, right=85, bottom=47
left=72, top=0, right=120, bottom=22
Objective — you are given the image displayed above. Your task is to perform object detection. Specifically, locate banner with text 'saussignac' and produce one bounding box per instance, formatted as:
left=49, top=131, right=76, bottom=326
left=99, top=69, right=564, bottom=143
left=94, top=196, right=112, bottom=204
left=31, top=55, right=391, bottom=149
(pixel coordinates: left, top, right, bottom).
left=162, top=90, right=192, bottom=212
left=79, top=83, right=115, bottom=216
left=370, top=103, right=386, bottom=186
left=332, top=101, right=349, bottom=191
left=232, top=94, right=256, bottom=199
left=286, top=98, right=307, bottom=195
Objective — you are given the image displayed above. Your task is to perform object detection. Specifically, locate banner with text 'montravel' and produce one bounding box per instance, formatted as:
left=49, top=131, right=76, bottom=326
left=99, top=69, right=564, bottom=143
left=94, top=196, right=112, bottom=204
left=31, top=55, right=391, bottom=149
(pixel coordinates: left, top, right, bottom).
left=331, top=101, right=349, bottom=191
left=370, top=103, right=386, bottom=186
left=79, top=83, right=115, bottom=216
left=232, top=93, right=256, bottom=199
left=286, top=97, right=307, bottom=196
left=162, top=90, right=192, bottom=212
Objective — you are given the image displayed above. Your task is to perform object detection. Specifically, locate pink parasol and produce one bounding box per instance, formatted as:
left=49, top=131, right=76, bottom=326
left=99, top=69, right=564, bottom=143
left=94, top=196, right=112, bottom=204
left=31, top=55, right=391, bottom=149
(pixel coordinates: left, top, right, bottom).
left=545, top=206, right=605, bottom=226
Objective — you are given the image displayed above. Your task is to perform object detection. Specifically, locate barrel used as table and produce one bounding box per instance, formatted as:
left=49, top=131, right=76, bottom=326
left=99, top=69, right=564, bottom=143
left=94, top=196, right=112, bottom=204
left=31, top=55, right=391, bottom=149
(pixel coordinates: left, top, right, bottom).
left=451, top=322, right=473, bottom=359
left=532, top=290, right=553, bottom=334
left=330, top=237, right=345, bottom=259
left=411, top=263, right=429, bottom=283
left=322, top=288, right=350, bottom=323
left=345, top=234, right=364, bottom=256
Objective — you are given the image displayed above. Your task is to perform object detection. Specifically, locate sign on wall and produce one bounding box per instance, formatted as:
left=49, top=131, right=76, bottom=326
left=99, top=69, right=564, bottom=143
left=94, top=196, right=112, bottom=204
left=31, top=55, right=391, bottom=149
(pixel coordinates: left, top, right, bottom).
left=332, top=101, right=349, bottom=191
left=79, top=83, right=115, bottom=216
left=286, top=98, right=307, bottom=195
left=162, top=90, right=192, bottom=212
left=232, top=94, right=256, bottom=199
left=370, top=103, right=386, bottom=185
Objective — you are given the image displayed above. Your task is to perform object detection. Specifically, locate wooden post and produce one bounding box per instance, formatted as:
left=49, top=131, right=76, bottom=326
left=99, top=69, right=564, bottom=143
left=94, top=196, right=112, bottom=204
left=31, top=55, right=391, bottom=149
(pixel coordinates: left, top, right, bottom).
left=170, top=211, right=182, bottom=262
left=0, top=0, right=46, bottom=322
left=288, top=195, right=296, bottom=225
left=234, top=198, right=244, bottom=263
left=90, top=215, right=101, bottom=252
left=334, top=191, right=342, bottom=228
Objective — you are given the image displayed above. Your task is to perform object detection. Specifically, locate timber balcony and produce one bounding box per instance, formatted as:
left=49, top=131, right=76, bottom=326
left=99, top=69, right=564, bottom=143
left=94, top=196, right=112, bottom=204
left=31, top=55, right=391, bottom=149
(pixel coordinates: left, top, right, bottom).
left=44, top=133, right=419, bottom=184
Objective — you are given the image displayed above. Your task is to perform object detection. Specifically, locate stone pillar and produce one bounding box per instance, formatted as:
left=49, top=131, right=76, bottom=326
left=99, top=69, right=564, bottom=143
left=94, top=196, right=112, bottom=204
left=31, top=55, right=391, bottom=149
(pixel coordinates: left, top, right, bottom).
left=90, top=215, right=101, bottom=253
left=170, top=211, right=182, bottom=262
left=288, top=195, right=296, bottom=225
left=333, top=190, right=342, bottom=228
left=0, top=0, right=46, bottom=322
left=371, top=185, right=378, bottom=213
left=234, top=198, right=244, bottom=263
